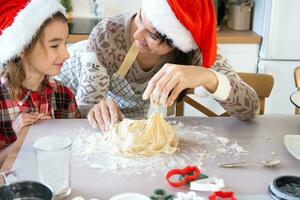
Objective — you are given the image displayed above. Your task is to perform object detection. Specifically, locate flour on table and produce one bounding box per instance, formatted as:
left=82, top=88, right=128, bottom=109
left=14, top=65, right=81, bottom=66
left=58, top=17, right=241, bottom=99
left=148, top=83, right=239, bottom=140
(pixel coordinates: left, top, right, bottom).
left=72, top=118, right=248, bottom=178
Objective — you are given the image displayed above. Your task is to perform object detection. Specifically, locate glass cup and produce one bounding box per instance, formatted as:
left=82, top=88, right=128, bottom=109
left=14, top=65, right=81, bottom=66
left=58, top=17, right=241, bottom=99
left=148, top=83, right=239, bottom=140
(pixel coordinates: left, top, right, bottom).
left=33, top=135, right=72, bottom=199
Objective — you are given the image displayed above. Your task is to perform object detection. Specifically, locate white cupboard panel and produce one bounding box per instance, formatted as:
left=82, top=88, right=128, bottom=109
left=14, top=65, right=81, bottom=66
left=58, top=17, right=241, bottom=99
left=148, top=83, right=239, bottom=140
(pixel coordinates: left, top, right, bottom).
left=218, top=44, right=259, bottom=73
left=258, top=60, right=300, bottom=114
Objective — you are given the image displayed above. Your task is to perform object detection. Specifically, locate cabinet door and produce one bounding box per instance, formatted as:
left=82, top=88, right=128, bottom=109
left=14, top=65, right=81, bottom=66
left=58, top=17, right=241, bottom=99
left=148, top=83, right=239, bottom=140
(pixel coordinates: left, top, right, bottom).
left=218, top=44, right=259, bottom=73
left=258, top=61, right=300, bottom=114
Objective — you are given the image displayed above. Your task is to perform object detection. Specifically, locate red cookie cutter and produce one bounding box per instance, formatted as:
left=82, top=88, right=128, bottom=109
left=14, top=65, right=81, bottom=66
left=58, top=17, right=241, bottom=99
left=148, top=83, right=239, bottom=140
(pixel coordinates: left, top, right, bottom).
left=208, top=191, right=237, bottom=200
left=166, top=166, right=200, bottom=187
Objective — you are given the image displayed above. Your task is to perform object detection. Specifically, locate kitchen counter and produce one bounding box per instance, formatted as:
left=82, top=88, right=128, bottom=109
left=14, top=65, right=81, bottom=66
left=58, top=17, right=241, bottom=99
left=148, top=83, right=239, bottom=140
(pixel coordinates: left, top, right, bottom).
left=217, top=24, right=262, bottom=44
left=68, top=18, right=262, bottom=44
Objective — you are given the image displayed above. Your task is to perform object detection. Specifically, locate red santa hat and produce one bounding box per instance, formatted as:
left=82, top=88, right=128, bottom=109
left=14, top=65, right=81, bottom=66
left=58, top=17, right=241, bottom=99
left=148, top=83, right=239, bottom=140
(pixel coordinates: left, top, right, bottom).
left=142, top=0, right=217, bottom=68
left=0, top=0, right=65, bottom=64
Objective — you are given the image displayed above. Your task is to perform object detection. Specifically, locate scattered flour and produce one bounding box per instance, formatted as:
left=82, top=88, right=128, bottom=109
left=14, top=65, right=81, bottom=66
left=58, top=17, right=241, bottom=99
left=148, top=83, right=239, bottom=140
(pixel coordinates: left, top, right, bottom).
left=72, top=120, right=247, bottom=178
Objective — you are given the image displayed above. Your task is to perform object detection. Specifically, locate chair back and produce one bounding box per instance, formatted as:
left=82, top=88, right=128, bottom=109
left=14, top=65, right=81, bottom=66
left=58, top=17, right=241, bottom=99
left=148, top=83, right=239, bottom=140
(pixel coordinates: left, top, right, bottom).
left=168, top=72, right=274, bottom=116
left=293, top=66, right=300, bottom=114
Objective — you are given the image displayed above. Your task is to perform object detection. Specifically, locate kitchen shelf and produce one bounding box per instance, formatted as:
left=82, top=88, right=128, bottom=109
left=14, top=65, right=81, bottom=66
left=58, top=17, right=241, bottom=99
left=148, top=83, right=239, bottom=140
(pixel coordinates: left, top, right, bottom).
left=68, top=18, right=262, bottom=44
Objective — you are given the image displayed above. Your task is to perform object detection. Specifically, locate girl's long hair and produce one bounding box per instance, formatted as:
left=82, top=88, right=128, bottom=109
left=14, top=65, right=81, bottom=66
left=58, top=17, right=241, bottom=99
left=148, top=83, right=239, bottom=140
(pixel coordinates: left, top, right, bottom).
left=1, top=12, right=67, bottom=100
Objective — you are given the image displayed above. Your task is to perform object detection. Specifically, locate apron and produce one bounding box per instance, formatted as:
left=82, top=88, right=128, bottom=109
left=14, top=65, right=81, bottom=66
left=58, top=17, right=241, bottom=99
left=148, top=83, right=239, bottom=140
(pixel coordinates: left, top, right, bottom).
left=109, top=43, right=149, bottom=118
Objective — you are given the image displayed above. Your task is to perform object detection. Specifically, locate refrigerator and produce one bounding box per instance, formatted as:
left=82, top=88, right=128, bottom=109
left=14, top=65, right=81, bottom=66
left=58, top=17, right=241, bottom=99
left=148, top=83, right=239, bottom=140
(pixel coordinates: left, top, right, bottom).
left=252, top=0, right=300, bottom=114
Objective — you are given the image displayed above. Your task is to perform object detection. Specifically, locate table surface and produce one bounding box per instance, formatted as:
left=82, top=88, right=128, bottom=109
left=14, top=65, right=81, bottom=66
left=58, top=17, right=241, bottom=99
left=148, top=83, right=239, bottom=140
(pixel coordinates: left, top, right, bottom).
left=1, top=115, right=300, bottom=200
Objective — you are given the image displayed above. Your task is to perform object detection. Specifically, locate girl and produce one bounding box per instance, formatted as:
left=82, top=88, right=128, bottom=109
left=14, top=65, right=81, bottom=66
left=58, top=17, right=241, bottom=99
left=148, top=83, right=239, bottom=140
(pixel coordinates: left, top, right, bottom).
left=0, top=0, right=80, bottom=150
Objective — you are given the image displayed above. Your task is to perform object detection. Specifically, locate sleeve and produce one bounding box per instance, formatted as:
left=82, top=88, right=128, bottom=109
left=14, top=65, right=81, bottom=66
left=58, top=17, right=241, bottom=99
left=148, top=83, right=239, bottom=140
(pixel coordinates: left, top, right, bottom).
left=0, top=127, right=6, bottom=149
left=212, top=53, right=259, bottom=120
left=193, top=50, right=259, bottom=120
left=66, top=88, right=81, bottom=119
left=75, top=22, right=110, bottom=116
left=0, top=101, right=5, bottom=145
left=0, top=99, right=17, bottom=147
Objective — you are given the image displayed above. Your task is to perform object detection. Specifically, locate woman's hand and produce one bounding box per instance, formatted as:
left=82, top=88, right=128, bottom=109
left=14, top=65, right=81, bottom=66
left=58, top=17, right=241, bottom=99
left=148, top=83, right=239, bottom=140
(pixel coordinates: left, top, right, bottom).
left=143, top=63, right=218, bottom=106
left=87, top=98, right=124, bottom=132
left=12, top=112, right=51, bottom=135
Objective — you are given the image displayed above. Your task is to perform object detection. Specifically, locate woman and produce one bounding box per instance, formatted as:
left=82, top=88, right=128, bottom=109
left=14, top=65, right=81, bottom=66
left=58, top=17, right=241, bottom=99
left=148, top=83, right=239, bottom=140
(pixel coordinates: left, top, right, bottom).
left=57, top=0, right=259, bottom=131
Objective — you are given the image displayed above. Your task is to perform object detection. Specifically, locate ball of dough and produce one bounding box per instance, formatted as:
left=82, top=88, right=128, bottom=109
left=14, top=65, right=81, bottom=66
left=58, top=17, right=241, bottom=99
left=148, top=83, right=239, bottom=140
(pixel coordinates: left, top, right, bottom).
left=109, top=113, right=178, bottom=157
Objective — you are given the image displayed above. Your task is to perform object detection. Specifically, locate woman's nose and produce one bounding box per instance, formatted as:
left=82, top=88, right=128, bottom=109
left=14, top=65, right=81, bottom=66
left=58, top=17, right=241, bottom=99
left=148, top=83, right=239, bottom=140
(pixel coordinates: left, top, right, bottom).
left=134, top=26, right=146, bottom=41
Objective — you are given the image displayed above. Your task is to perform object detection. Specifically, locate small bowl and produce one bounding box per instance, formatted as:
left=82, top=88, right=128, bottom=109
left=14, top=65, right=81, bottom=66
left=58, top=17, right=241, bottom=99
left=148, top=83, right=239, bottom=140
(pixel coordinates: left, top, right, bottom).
left=269, top=175, right=300, bottom=200
left=0, top=180, right=53, bottom=200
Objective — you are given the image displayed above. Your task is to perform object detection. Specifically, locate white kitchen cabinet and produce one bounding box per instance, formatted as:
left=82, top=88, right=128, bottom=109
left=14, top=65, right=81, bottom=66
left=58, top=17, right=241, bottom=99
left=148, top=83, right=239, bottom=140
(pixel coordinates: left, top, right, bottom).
left=258, top=61, right=300, bottom=114
left=218, top=44, right=259, bottom=73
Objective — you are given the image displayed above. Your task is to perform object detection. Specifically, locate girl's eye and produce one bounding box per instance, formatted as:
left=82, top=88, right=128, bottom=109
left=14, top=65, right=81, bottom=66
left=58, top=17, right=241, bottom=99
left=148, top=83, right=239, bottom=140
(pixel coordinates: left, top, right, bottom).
left=51, top=45, right=59, bottom=48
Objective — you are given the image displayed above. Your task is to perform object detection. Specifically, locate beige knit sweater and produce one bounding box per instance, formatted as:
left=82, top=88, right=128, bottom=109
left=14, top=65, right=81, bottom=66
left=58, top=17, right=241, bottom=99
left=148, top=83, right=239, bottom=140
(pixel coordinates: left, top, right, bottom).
left=58, top=13, right=259, bottom=120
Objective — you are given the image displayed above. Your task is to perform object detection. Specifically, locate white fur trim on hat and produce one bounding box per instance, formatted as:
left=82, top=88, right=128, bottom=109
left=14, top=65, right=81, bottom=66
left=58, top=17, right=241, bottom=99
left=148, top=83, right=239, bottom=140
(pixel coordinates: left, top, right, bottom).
left=0, top=0, right=65, bottom=64
left=142, top=0, right=197, bottom=52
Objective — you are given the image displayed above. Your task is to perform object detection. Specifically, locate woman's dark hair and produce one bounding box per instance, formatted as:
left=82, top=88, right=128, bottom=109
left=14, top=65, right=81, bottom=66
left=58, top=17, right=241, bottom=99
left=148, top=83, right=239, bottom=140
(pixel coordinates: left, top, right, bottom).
left=150, top=31, right=173, bottom=47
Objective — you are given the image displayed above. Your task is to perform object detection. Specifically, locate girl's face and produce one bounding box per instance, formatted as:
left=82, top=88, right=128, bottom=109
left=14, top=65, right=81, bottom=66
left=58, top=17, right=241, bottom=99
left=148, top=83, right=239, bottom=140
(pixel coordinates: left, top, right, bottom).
left=23, top=20, right=69, bottom=77
left=133, top=10, right=174, bottom=55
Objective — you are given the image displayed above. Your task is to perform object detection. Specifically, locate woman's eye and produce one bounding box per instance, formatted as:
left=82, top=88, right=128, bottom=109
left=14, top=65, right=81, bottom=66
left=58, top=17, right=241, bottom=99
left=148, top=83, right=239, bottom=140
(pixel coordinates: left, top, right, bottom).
left=51, top=45, right=59, bottom=48
left=149, top=32, right=159, bottom=40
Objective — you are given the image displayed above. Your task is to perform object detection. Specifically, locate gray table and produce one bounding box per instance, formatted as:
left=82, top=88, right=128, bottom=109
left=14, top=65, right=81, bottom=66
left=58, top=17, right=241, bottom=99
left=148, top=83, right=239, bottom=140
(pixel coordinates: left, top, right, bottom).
left=9, top=115, right=300, bottom=200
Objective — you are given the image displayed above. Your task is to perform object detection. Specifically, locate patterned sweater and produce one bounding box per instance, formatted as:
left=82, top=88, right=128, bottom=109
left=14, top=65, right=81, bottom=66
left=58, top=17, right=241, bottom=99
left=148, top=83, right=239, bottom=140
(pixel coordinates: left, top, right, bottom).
left=56, top=14, right=259, bottom=120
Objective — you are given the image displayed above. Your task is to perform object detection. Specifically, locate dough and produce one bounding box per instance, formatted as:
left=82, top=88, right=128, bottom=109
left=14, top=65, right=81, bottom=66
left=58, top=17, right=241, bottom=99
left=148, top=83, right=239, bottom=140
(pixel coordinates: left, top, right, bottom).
left=109, top=113, right=178, bottom=157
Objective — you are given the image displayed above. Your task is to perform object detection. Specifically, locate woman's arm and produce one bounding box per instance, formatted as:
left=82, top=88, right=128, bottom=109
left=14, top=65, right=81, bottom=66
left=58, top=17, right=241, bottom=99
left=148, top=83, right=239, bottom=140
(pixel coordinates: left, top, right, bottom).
left=143, top=52, right=259, bottom=120
left=209, top=53, right=259, bottom=120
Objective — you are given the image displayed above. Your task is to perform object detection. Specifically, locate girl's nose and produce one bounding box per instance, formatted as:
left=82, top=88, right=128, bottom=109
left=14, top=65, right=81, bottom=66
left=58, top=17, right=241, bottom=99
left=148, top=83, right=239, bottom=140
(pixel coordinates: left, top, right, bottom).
left=61, top=46, right=70, bottom=60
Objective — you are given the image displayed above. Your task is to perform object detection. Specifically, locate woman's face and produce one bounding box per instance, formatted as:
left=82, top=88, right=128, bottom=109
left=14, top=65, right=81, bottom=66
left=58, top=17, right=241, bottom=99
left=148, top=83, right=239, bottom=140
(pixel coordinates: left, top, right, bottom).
left=133, top=10, right=174, bottom=55
left=23, top=20, right=69, bottom=77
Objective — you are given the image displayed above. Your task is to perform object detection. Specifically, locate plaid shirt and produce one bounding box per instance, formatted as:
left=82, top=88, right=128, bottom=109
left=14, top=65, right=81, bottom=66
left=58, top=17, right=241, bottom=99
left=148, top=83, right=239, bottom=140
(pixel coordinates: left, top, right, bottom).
left=0, top=76, right=80, bottom=146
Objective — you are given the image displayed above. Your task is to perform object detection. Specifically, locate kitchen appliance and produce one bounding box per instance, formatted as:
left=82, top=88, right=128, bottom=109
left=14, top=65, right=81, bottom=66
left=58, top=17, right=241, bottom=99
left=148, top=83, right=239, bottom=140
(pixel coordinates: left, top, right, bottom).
left=227, top=0, right=254, bottom=30
left=252, top=0, right=300, bottom=114
left=268, top=175, right=300, bottom=200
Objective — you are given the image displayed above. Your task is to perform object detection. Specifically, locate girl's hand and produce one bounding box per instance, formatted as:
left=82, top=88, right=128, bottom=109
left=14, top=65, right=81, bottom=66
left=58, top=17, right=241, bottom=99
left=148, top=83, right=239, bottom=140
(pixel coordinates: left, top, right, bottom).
left=143, top=63, right=218, bottom=106
left=87, top=98, right=124, bottom=132
left=12, top=112, right=51, bottom=135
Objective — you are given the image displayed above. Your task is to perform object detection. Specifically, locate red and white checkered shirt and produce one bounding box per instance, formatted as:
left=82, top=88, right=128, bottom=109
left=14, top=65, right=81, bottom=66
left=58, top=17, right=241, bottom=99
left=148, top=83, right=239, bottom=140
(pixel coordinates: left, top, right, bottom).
left=0, top=76, right=80, bottom=146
